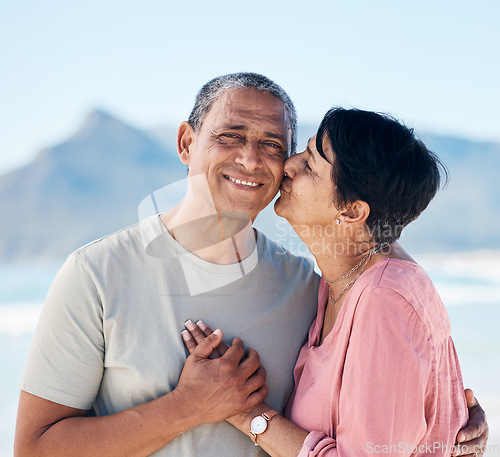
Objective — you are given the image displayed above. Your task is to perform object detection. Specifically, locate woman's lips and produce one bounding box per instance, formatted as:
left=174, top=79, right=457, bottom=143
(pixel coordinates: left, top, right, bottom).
left=279, top=177, right=292, bottom=193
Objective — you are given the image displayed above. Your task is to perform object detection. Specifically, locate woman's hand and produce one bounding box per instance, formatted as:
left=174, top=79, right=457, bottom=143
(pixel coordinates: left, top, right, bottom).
left=453, top=389, right=489, bottom=456
left=182, top=320, right=230, bottom=357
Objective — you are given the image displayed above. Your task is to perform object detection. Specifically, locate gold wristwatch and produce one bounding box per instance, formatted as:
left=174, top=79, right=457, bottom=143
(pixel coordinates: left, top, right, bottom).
left=249, top=411, right=279, bottom=446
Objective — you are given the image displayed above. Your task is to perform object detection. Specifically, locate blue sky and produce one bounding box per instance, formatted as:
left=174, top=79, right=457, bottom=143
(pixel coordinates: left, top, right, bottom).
left=1, top=0, right=499, bottom=174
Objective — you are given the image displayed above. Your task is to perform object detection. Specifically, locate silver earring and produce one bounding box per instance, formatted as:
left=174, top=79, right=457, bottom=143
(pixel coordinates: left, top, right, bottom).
left=335, top=218, right=341, bottom=225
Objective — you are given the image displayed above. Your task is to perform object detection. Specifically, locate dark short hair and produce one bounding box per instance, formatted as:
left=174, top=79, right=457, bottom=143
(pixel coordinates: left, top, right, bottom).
left=316, top=107, right=448, bottom=244
left=188, top=72, right=297, bottom=155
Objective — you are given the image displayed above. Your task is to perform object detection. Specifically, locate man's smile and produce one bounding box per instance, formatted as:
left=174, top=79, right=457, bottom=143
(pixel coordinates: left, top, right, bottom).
left=223, top=174, right=263, bottom=188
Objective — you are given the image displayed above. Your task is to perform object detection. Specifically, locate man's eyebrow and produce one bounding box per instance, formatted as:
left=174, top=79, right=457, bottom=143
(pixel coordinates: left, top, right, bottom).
left=217, top=125, right=287, bottom=144
left=264, top=131, right=287, bottom=143
left=222, top=125, right=246, bottom=130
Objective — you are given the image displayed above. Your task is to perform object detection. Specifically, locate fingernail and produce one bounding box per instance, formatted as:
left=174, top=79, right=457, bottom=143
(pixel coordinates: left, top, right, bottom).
left=196, top=320, right=207, bottom=329
left=181, top=330, right=191, bottom=341
left=213, top=329, right=222, bottom=336
left=185, top=320, right=195, bottom=331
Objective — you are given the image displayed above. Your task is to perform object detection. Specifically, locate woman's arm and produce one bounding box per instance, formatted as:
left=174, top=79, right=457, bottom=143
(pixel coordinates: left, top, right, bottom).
left=226, top=404, right=310, bottom=457
left=182, top=319, right=489, bottom=457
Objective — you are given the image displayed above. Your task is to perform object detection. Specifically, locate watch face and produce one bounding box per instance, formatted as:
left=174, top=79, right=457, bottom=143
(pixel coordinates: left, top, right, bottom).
left=250, top=415, right=268, bottom=434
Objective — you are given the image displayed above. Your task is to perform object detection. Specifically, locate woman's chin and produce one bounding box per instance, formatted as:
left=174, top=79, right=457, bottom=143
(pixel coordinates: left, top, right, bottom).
left=274, top=199, right=295, bottom=226
left=274, top=196, right=286, bottom=217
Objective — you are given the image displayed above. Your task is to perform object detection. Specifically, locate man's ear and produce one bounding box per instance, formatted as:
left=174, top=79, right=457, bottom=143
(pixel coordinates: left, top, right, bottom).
left=177, top=121, right=196, bottom=166
left=340, top=200, right=370, bottom=224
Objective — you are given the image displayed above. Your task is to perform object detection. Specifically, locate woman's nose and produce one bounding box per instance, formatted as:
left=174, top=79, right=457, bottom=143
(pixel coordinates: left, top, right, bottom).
left=283, top=153, right=300, bottom=179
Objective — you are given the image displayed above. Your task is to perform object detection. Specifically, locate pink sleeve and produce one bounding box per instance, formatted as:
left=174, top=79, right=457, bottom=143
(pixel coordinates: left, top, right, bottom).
left=297, top=432, right=337, bottom=457
left=337, top=287, right=431, bottom=456
left=299, top=287, right=432, bottom=457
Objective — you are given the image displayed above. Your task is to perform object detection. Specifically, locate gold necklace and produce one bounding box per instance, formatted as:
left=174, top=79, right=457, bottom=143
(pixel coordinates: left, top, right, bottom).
left=327, top=243, right=387, bottom=307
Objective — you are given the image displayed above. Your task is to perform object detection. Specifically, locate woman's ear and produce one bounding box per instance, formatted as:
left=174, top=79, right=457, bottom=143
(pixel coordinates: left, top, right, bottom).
left=177, top=121, right=196, bottom=166
left=340, top=200, right=370, bottom=224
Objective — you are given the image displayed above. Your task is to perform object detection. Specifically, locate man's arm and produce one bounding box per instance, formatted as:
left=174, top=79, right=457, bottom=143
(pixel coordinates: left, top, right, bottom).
left=453, top=389, right=489, bottom=457
left=14, top=330, right=267, bottom=457
left=14, top=390, right=194, bottom=457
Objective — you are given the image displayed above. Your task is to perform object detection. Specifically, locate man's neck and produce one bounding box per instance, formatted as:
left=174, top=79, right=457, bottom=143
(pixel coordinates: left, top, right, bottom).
left=160, top=201, right=257, bottom=265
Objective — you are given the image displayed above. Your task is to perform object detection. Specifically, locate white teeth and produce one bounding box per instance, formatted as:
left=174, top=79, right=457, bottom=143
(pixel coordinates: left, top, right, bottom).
left=227, top=176, right=259, bottom=187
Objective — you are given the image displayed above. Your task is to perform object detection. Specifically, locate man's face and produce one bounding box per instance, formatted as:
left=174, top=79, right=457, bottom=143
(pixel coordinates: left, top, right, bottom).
left=181, top=88, right=291, bottom=221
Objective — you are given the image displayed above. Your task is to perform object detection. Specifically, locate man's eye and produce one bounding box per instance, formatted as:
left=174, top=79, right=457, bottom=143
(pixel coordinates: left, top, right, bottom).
left=215, top=133, right=243, bottom=144
left=262, top=142, right=286, bottom=156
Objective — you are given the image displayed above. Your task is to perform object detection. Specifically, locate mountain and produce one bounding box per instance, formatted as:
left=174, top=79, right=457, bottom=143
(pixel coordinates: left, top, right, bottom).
left=0, top=110, right=499, bottom=264
left=402, top=133, right=500, bottom=252
left=0, top=109, right=185, bottom=263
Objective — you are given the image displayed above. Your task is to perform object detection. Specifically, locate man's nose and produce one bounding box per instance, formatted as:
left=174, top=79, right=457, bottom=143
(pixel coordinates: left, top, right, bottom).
left=234, top=141, right=263, bottom=170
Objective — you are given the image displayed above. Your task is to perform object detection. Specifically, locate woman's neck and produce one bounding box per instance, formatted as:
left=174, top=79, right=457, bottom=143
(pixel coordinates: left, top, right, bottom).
left=316, top=241, right=418, bottom=344
left=315, top=240, right=381, bottom=344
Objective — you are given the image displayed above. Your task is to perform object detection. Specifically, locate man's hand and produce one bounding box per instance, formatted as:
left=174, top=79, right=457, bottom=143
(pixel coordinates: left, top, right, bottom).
left=453, top=389, right=489, bottom=456
left=174, top=327, right=267, bottom=425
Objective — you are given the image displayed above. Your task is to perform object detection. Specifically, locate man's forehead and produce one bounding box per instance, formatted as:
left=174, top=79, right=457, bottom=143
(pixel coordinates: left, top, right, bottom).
left=211, top=89, right=290, bottom=129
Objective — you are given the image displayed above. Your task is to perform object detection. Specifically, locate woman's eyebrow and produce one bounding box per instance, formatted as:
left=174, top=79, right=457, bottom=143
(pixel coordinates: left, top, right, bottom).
left=306, top=145, right=317, bottom=163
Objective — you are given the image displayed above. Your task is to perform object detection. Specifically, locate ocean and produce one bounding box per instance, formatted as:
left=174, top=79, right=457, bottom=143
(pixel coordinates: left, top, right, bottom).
left=0, top=253, right=499, bottom=456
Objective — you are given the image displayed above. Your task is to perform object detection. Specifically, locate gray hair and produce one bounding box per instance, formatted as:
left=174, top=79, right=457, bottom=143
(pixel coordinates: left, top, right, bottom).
left=188, top=72, right=297, bottom=155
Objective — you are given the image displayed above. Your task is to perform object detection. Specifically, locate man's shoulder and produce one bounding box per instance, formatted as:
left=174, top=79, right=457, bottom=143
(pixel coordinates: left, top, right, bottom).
left=256, top=230, right=318, bottom=281
left=70, top=216, right=156, bottom=264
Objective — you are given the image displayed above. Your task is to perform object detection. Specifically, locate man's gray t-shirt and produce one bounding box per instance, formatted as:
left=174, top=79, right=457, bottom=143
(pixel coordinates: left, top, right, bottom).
left=21, top=215, right=319, bottom=456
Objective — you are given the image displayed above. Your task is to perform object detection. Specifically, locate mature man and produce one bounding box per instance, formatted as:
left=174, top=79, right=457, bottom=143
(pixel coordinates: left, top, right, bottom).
left=15, top=73, right=486, bottom=457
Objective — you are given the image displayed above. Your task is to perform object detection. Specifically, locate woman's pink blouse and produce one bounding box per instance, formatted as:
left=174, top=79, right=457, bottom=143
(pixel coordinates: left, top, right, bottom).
left=286, top=259, right=468, bottom=456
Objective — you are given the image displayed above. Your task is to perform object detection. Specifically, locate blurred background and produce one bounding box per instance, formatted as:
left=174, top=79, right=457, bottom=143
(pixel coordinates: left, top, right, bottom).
left=0, top=0, right=499, bottom=454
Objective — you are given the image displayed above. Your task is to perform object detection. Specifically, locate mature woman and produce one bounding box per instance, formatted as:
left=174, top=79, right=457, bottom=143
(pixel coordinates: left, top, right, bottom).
left=184, top=108, right=477, bottom=456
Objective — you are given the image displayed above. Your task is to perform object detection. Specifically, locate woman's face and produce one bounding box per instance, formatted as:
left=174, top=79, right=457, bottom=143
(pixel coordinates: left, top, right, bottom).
left=274, top=135, right=338, bottom=229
